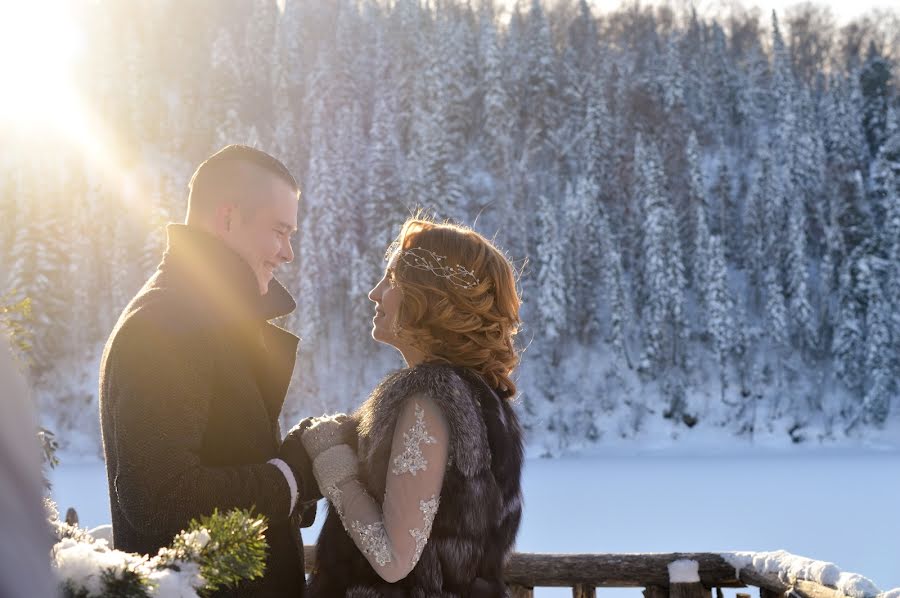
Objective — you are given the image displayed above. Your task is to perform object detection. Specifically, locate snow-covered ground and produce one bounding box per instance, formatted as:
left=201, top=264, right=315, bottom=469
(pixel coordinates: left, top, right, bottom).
left=51, top=449, right=900, bottom=597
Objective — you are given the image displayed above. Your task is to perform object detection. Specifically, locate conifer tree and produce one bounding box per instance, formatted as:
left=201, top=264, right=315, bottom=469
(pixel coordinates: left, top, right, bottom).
left=706, top=235, right=734, bottom=398
left=597, top=209, right=634, bottom=368
left=482, top=21, right=515, bottom=172
left=860, top=278, right=892, bottom=426
left=535, top=192, right=567, bottom=345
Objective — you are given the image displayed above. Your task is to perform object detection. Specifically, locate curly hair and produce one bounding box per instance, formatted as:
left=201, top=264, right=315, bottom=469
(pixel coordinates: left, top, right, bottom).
left=389, top=218, right=522, bottom=398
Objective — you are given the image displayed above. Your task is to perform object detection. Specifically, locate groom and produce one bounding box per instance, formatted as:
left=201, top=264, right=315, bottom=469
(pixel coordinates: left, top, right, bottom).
left=99, top=145, right=320, bottom=596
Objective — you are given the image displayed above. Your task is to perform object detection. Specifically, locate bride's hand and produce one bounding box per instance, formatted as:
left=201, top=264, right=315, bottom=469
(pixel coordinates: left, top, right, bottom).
left=301, top=414, right=359, bottom=492
left=301, top=413, right=354, bottom=461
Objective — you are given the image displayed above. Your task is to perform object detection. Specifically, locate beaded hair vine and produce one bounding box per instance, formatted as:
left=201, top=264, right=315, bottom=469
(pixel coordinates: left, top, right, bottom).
left=385, top=241, right=480, bottom=290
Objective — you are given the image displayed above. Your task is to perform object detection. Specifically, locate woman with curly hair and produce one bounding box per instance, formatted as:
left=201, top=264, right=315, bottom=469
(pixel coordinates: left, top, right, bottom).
left=299, top=217, right=525, bottom=598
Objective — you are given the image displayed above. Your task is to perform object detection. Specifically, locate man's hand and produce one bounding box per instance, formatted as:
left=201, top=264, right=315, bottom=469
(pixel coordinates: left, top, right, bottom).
left=278, top=417, right=322, bottom=505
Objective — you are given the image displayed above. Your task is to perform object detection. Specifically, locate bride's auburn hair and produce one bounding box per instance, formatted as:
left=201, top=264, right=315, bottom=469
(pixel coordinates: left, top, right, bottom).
left=390, top=217, right=522, bottom=398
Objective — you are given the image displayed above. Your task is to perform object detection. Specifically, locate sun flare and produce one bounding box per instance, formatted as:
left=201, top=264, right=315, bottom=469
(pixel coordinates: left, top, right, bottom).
left=0, top=1, right=85, bottom=128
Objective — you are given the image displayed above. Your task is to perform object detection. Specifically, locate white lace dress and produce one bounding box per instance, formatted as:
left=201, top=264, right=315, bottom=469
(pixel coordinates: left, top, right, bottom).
left=323, top=393, right=450, bottom=583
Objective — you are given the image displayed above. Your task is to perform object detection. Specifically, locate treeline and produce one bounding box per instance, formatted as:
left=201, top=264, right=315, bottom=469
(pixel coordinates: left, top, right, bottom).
left=1, top=0, right=898, bottom=453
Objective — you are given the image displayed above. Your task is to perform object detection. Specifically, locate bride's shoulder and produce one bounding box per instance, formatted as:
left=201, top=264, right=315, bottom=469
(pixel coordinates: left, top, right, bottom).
left=359, top=363, right=491, bottom=475
left=368, top=362, right=470, bottom=403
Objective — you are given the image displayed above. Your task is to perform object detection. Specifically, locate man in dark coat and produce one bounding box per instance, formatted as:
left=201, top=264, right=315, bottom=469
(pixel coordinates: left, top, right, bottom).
left=99, top=145, right=320, bottom=596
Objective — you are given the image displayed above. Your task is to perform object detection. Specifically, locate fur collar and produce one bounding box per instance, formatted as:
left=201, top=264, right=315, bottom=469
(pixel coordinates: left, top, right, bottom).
left=355, top=362, right=491, bottom=478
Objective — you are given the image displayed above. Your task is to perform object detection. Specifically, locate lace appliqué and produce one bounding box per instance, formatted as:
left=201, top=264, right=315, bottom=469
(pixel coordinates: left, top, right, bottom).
left=392, top=403, right=437, bottom=476
left=408, top=494, right=440, bottom=565
left=325, top=484, right=345, bottom=519
left=351, top=520, right=393, bottom=567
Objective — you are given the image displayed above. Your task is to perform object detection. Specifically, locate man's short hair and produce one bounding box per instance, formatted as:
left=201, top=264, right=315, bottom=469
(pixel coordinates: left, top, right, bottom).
left=187, top=145, right=299, bottom=218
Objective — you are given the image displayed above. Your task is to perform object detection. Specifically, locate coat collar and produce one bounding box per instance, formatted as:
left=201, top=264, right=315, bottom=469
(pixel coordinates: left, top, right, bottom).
left=158, top=223, right=296, bottom=323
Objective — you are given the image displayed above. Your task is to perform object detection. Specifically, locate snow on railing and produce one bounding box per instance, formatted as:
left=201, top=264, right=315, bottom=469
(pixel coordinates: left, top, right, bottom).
left=300, top=547, right=899, bottom=598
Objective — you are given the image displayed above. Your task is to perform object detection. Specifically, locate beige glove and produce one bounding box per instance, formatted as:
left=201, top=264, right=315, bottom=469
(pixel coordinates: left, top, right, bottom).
left=301, top=413, right=354, bottom=461
left=312, top=443, right=359, bottom=491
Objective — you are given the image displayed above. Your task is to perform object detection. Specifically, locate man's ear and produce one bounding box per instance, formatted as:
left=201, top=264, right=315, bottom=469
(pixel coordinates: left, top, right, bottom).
left=214, top=204, right=235, bottom=234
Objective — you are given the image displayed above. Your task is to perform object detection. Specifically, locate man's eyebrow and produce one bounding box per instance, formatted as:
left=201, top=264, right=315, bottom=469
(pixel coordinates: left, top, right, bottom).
left=276, top=221, right=298, bottom=233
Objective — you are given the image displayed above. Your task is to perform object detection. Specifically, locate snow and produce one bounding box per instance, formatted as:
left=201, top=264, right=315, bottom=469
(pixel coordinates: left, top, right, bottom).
left=52, top=451, right=900, bottom=598
left=721, top=550, right=841, bottom=586
left=721, top=550, right=884, bottom=598
left=52, top=537, right=144, bottom=596
left=668, top=559, right=700, bottom=583
left=147, top=561, right=203, bottom=598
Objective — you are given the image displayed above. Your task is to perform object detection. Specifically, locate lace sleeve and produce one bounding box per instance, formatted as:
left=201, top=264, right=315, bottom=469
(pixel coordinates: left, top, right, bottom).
left=328, top=393, right=449, bottom=582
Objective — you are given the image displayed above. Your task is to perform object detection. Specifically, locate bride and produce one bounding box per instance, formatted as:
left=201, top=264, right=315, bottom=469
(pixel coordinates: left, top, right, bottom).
left=299, top=217, right=524, bottom=597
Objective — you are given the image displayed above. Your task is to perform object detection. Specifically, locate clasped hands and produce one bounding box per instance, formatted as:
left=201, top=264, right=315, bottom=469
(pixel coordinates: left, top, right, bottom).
left=278, top=412, right=360, bottom=507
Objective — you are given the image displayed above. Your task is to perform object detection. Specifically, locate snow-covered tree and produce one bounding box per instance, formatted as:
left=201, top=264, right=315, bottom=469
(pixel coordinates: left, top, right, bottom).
left=535, top=192, right=567, bottom=346
left=634, top=135, right=687, bottom=371
left=562, top=177, right=603, bottom=342
left=481, top=21, right=515, bottom=172
left=706, top=235, right=734, bottom=398
left=859, top=279, right=892, bottom=426
left=597, top=209, right=634, bottom=368
left=785, top=190, right=815, bottom=351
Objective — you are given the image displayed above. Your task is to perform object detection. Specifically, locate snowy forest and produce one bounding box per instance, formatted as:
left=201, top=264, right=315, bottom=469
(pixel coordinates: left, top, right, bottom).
left=1, top=0, right=899, bottom=456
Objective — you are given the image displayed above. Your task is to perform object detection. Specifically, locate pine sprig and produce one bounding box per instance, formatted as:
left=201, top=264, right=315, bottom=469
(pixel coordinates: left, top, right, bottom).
left=48, top=499, right=269, bottom=597
left=98, top=567, right=153, bottom=598
left=172, top=508, right=269, bottom=596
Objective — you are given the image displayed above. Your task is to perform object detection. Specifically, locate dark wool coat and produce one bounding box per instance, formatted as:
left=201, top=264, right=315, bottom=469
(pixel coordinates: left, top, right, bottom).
left=99, top=224, right=314, bottom=597
left=307, top=363, right=525, bottom=598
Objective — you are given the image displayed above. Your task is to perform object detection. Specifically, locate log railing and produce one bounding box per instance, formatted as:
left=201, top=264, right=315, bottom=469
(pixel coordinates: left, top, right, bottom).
left=63, top=509, right=890, bottom=598
left=301, top=548, right=892, bottom=598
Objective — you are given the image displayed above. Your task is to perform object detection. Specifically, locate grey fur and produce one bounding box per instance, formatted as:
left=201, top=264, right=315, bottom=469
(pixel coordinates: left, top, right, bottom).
left=308, top=363, right=523, bottom=598
left=356, top=365, right=491, bottom=479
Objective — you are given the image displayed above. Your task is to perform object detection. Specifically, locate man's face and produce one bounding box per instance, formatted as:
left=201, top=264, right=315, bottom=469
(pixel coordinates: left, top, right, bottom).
left=220, top=172, right=298, bottom=295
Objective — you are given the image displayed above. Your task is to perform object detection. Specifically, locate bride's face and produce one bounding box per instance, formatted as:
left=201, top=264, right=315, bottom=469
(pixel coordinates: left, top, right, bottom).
left=368, top=252, right=404, bottom=347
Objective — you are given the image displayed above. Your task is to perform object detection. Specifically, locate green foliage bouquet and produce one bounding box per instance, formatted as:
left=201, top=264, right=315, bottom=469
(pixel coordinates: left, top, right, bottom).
left=46, top=499, right=269, bottom=597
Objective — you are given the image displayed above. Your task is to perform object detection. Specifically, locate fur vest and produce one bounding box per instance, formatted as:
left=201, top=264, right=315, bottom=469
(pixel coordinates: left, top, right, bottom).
left=307, top=363, right=524, bottom=598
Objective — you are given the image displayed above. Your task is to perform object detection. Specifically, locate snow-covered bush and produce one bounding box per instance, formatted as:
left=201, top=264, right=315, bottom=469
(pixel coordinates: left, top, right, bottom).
left=45, top=499, right=268, bottom=597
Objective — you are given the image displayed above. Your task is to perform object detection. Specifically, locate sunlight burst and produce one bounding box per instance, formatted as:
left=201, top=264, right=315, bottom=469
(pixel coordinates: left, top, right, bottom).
left=0, top=1, right=84, bottom=126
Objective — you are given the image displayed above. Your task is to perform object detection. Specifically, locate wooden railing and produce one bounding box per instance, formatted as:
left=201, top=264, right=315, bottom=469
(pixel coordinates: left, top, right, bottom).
left=62, top=510, right=888, bottom=598
left=302, top=547, right=892, bottom=598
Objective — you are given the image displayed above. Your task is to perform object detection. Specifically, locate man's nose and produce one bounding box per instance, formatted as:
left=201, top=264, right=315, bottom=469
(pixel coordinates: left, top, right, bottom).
left=280, top=239, right=294, bottom=263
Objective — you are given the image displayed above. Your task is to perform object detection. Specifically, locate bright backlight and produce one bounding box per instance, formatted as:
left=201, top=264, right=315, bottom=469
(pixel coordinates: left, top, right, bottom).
left=0, top=1, right=83, bottom=125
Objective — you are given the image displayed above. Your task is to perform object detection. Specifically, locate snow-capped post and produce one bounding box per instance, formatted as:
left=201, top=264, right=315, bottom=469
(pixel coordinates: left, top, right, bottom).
left=668, top=559, right=711, bottom=598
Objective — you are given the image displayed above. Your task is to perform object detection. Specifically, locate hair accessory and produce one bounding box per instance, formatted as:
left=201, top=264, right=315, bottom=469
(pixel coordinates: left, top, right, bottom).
left=386, top=242, right=480, bottom=289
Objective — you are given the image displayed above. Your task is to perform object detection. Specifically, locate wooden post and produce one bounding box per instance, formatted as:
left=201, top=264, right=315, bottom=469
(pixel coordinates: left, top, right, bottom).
left=717, top=588, right=725, bottom=598
left=760, top=588, right=782, bottom=598
left=645, top=585, right=670, bottom=598
left=670, top=582, right=711, bottom=598
left=508, top=585, right=534, bottom=598
left=65, top=507, right=78, bottom=526
left=574, top=584, right=597, bottom=598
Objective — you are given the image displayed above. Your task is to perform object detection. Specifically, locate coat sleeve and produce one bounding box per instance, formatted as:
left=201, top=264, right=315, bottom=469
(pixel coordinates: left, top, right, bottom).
left=105, top=315, right=291, bottom=536
left=323, top=393, right=449, bottom=583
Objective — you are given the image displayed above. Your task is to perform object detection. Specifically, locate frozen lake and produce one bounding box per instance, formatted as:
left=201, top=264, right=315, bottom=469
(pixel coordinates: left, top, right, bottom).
left=51, top=451, right=900, bottom=597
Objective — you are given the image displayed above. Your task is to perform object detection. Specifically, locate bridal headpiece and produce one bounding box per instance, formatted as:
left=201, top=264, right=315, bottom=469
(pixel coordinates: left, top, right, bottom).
left=386, top=242, right=480, bottom=290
